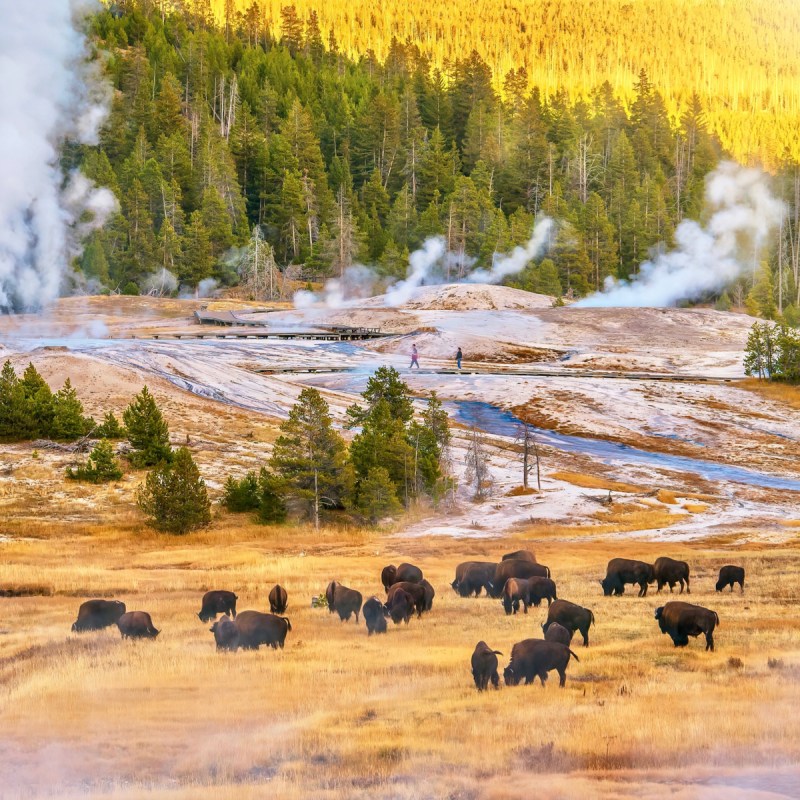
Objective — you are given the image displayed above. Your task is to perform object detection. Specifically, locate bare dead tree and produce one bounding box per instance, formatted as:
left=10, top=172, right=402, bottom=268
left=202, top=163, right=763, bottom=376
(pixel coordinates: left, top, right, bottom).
left=516, top=422, right=541, bottom=491
left=464, top=426, right=493, bottom=501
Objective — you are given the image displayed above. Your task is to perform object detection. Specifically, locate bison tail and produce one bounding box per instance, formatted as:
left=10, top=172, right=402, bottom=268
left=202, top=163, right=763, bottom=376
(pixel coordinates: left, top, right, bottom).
left=568, top=649, right=580, bottom=662
left=283, top=617, right=293, bottom=631
left=492, top=650, right=503, bottom=655
left=545, top=566, right=551, bottom=578
left=590, top=610, right=595, bottom=625
left=71, top=622, right=78, bottom=632
left=714, top=611, right=720, bottom=627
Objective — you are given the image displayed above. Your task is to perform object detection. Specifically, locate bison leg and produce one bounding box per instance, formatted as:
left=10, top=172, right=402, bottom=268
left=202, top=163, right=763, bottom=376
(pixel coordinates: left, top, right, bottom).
left=638, top=582, right=647, bottom=597
left=490, top=670, right=500, bottom=689
left=705, top=631, right=714, bottom=651
left=580, top=627, right=589, bottom=647
left=538, top=671, right=548, bottom=687
left=557, top=668, right=566, bottom=688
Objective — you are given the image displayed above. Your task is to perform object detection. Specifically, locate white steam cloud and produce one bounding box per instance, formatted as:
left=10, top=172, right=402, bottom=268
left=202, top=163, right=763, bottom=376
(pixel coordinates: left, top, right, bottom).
left=0, top=0, right=116, bottom=312
left=577, top=161, right=784, bottom=308
left=294, top=217, right=554, bottom=309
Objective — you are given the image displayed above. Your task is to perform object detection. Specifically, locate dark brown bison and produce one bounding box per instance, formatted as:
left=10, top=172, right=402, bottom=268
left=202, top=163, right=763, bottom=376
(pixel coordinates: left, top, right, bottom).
left=542, top=600, right=595, bottom=646
left=527, top=577, right=558, bottom=607
left=471, top=641, right=503, bottom=690
left=326, top=581, right=363, bottom=622
left=452, top=561, right=497, bottom=597
left=381, top=563, right=423, bottom=591
left=71, top=599, right=126, bottom=632
left=655, top=602, right=719, bottom=651
left=269, top=584, right=288, bottom=614
left=502, top=577, right=531, bottom=615
left=234, top=610, right=292, bottom=649
left=363, top=597, right=388, bottom=635
left=716, top=565, right=745, bottom=593
left=489, top=559, right=550, bottom=597
left=117, top=611, right=159, bottom=639
left=420, top=579, right=435, bottom=612
left=503, top=639, right=579, bottom=687
left=543, top=621, right=573, bottom=646
left=600, top=558, right=655, bottom=597
left=210, top=616, right=239, bottom=651
left=502, top=549, right=536, bottom=562
left=386, top=588, right=415, bottom=624
left=387, top=581, right=427, bottom=616
left=654, top=557, right=690, bottom=594
left=197, top=590, right=238, bottom=622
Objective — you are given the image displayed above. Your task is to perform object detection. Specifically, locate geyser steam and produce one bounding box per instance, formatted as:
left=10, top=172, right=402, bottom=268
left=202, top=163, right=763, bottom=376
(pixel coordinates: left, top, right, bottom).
left=0, top=0, right=116, bottom=312
left=577, top=161, right=784, bottom=308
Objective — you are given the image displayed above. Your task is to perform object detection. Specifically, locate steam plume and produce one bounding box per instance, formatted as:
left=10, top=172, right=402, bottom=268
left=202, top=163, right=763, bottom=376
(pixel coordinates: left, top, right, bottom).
left=577, top=162, right=784, bottom=308
left=0, top=0, right=116, bottom=312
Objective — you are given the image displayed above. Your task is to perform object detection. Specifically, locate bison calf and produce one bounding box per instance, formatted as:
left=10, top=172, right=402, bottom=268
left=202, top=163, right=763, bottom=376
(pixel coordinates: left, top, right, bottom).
left=326, top=581, right=363, bottom=622
left=527, top=577, right=557, bottom=607
left=269, top=584, right=288, bottom=614
left=381, top=562, right=423, bottom=591
left=471, top=641, right=502, bottom=690
left=72, top=599, right=126, bottom=632
left=363, top=597, right=388, bottom=635
left=210, top=616, right=239, bottom=651
left=655, top=601, right=719, bottom=651
left=117, top=611, right=159, bottom=639
left=716, top=565, right=745, bottom=593
left=503, top=639, right=579, bottom=688
left=542, top=599, right=595, bottom=647
left=198, top=590, right=238, bottom=622
left=543, top=621, right=573, bottom=646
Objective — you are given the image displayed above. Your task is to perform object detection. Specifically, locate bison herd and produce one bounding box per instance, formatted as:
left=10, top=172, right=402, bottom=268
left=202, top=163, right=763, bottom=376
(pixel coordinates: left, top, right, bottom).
left=67, top=552, right=746, bottom=690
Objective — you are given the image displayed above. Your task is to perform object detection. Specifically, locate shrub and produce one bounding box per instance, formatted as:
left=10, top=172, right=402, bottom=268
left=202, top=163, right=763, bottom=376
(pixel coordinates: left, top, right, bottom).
left=122, top=281, right=140, bottom=296
left=50, top=379, right=95, bottom=441
left=221, top=468, right=287, bottom=523
left=66, top=439, right=123, bottom=483
left=136, top=446, right=211, bottom=534
left=93, top=411, right=126, bottom=439
left=221, top=472, right=260, bottom=512
left=123, top=386, right=172, bottom=467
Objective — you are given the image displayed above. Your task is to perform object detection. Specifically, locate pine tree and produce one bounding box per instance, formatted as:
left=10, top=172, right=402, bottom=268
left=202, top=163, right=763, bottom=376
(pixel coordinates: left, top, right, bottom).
left=137, top=446, right=211, bottom=534
left=747, top=262, right=778, bottom=319
left=66, top=439, right=124, bottom=483
left=221, top=472, right=261, bottom=512
left=270, top=388, right=352, bottom=524
left=20, top=363, right=55, bottom=438
left=123, top=386, right=172, bottom=467
left=0, top=361, right=34, bottom=441
left=256, top=467, right=288, bottom=523
left=94, top=411, right=127, bottom=439
left=346, top=366, right=413, bottom=426
left=51, top=380, right=93, bottom=441
left=356, top=466, right=402, bottom=524
left=180, top=211, right=214, bottom=288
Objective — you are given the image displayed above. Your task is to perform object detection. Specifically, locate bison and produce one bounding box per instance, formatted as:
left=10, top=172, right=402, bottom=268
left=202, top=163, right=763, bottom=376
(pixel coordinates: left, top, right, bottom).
left=117, top=611, right=159, bottom=639
left=489, top=559, right=550, bottom=598
left=197, top=590, right=238, bottom=622
left=543, top=621, right=573, bottom=646
left=420, top=579, right=435, bottom=612
left=71, top=599, right=126, bottom=632
left=503, top=639, right=579, bottom=687
left=542, top=599, right=595, bottom=647
left=471, top=641, right=502, bottom=690
left=502, top=577, right=531, bottom=615
left=210, top=616, right=239, bottom=651
left=326, top=581, right=363, bottom=622
left=600, top=558, right=655, bottom=597
left=502, top=549, right=536, bottom=562
left=387, top=581, right=427, bottom=617
left=363, top=597, right=388, bottom=635
left=527, top=577, right=558, bottom=607
left=716, top=565, right=745, bottom=593
left=381, top=563, right=423, bottom=591
left=386, top=588, right=415, bottom=624
left=654, top=557, right=690, bottom=594
left=234, top=610, right=292, bottom=650
left=452, top=561, right=496, bottom=597
left=269, top=584, right=288, bottom=614
left=655, top=601, right=719, bottom=651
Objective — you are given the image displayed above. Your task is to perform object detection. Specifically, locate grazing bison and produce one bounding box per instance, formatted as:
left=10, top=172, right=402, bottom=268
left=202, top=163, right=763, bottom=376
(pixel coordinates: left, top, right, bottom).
left=471, top=641, right=503, bottom=690
left=210, top=616, right=239, bottom=651
left=420, top=579, right=435, bottom=612
left=716, top=565, right=745, bottom=593
left=71, top=599, right=126, bottom=632
left=363, top=597, right=388, bottom=635
left=502, top=577, right=531, bottom=615
left=543, top=621, right=573, bottom=646
left=326, top=581, right=363, bottom=622
left=452, top=561, right=497, bottom=597
left=387, top=581, right=427, bottom=616
left=197, top=590, right=238, bottom=622
left=542, top=600, right=595, bottom=647
left=527, top=577, right=558, bottom=607
left=386, top=588, right=415, bottom=624
left=381, top=563, right=423, bottom=591
left=489, top=559, right=550, bottom=598
left=269, top=584, right=288, bottom=614
left=503, top=639, right=579, bottom=687
left=234, top=610, right=292, bottom=649
left=600, top=558, right=655, bottom=597
left=502, top=549, right=536, bottom=562
left=117, top=611, right=159, bottom=639
left=654, top=557, right=690, bottom=594
left=655, top=602, right=719, bottom=651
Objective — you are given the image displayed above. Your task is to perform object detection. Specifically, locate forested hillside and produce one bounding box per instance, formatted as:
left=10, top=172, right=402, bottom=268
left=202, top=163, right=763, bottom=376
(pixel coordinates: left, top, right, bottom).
left=81, top=3, right=800, bottom=317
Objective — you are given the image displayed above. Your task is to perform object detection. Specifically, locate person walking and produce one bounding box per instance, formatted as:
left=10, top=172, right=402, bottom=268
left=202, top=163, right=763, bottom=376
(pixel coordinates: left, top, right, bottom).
left=410, top=343, right=420, bottom=369
left=456, top=347, right=463, bottom=370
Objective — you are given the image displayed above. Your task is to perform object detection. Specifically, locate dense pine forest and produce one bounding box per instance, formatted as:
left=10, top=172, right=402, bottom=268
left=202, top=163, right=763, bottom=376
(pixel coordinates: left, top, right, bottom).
left=79, top=2, right=800, bottom=318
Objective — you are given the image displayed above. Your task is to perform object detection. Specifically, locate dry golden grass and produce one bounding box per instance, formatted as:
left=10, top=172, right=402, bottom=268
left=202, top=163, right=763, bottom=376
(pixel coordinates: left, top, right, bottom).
left=550, top=471, right=644, bottom=494
left=740, top=379, right=800, bottom=411
left=656, top=489, right=678, bottom=504
left=682, top=503, right=709, bottom=513
left=2, top=518, right=798, bottom=798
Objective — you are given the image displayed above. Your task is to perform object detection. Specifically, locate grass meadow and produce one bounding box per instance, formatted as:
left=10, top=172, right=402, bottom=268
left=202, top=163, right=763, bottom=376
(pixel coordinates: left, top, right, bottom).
left=1, top=517, right=799, bottom=799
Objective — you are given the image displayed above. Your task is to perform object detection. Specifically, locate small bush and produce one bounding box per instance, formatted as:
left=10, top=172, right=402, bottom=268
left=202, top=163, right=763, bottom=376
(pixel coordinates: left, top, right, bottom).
left=768, top=657, right=785, bottom=670
left=122, top=281, right=140, bottom=296
left=727, top=656, right=744, bottom=670
left=66, top=439, right=124, bottom=483
left=221, top=472, right=260, bottom=513
left=221, top=468, right=287, bottom=523
left=93, top=411, right=126, bottom=439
